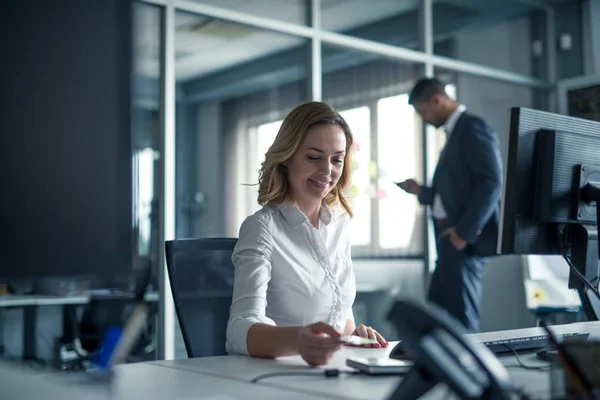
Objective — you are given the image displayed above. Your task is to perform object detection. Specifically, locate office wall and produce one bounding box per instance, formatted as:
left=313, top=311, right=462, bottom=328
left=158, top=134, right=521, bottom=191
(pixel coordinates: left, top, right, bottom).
left=582, top=0, right=600, bottom=75
left=454, top=16, right=537, bottom=331
left=176, top=104, right=199, bottom=239
left=555, top=0, right=585, bottom=79
left=455, top=16, right=533, bottom=157
left=194, top=102, right=224, bottom=238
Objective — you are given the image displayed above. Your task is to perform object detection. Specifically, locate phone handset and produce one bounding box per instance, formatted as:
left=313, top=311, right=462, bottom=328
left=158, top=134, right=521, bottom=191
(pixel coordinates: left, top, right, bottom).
left=387, top=300, right=513, bottom=400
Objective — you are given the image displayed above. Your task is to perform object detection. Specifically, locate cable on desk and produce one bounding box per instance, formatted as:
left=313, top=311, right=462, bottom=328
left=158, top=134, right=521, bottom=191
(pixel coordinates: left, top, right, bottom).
left=502, top=344, right=552, bottom=371
left=251, top=368, right=360, bottom=383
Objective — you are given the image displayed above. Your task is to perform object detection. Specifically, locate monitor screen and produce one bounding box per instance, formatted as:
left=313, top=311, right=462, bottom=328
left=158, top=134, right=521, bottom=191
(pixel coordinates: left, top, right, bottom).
left=558, top=75, right=600, bottom=122
left=567, top=83, right=600, bottom=123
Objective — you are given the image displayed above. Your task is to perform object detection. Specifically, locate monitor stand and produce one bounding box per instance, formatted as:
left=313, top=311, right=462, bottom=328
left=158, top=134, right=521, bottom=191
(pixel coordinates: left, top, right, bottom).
left=569, top=224, right=600, bottom=321
left=567, top=178, right=600, bottom=321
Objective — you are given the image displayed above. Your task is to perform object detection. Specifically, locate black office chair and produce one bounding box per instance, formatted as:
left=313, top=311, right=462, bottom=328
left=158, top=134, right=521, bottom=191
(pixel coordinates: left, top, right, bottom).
left=165, top=238, right=237, bottom=358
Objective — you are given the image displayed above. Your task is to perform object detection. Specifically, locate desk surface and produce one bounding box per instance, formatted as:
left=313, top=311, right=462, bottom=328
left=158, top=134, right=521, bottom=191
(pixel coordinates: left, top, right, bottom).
left=5, top=321, right=600, bottom=400
left=0, top=295, right=39, bottom=307
left=2, top=361, right=329, bottom=400
left=146, top=321, right=600, bottom=400
left=0, top=291, right=159, bottom=307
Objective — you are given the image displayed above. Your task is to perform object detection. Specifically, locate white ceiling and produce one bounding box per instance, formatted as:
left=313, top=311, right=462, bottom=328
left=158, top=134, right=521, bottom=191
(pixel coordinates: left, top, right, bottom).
left=134, top=0, right=419, bottom=81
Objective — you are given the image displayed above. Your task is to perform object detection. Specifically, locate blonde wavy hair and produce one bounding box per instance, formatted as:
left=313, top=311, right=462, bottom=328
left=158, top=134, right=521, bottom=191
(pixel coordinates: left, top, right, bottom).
left=257, top=101, right=354, bottom=218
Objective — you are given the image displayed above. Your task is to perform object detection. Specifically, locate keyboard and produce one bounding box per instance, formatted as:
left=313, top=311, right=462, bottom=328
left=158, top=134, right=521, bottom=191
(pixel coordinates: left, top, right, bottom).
left=482, top=332, right=589, bottom=354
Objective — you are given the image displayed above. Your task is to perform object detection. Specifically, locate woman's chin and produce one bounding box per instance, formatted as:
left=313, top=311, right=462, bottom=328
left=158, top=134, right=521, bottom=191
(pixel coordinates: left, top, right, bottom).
left=309, top=186, right=332, bottom=198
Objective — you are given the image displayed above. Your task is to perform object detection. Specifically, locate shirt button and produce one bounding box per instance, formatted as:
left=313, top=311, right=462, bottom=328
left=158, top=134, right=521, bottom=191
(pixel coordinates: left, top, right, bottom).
left=476, top=229, right=482, bottom=235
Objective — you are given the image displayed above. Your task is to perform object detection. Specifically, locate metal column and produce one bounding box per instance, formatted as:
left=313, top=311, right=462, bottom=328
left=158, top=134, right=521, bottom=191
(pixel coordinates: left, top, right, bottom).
left=307, top=0, right=322, bottom=101
left=419, top=0, right=435, bottom=297
left=157, top=0, right=176, bottom=361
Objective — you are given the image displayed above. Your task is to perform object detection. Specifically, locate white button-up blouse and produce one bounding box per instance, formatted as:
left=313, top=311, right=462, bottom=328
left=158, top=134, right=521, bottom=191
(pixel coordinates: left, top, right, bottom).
left=225, top=202, right=356, bottom=356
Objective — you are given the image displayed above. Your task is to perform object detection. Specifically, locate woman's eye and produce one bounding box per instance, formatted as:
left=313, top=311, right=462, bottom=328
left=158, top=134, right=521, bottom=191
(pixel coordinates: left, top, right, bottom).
left=306, top=155, right=343, bottom=164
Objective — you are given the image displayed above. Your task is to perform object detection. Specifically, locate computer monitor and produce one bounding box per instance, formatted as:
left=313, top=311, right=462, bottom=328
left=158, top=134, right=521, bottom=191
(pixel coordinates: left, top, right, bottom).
left=0, top=0, right=133, bottom=280
left=557, top=74, right=600, bottom=122
left=498, top=107, right=600, bottom=319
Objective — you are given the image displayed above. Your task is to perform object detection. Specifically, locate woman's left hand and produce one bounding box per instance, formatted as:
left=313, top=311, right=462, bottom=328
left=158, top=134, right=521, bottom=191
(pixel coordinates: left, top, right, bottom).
left=351, top=324, right=388, bottom=348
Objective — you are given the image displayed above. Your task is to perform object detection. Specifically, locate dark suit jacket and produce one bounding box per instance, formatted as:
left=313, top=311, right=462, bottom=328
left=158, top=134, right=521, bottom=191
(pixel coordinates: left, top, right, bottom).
left=418, top=112, right=503, bottom=257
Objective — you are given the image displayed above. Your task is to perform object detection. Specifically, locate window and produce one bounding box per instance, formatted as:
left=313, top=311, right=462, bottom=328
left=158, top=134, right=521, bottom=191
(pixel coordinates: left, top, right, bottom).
left=340, top=99, right=423, bottom=257
left=255, top=119, right=282, bottom=183
left=133, top=147, right=156, bottom=255
left=377, top=94, right=418, bottom=250
left=339, top=107, right=371, bottom=246
left=244, top=119, right=283, bottom=218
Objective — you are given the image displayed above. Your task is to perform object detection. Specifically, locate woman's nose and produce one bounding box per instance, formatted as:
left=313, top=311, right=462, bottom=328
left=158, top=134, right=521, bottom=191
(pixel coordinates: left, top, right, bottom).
left=319, top=161, right=332, bottom=175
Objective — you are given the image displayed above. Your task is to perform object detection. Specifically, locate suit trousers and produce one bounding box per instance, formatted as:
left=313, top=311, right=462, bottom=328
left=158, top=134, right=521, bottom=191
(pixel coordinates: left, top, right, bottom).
left=427, top=225, right=486, bottom=333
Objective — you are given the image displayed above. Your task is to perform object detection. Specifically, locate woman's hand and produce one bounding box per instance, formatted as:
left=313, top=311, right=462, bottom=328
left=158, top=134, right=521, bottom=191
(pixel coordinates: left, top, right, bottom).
left=351, top=324, right=388, bottom=348
left=297, top=322, right=342, bottom=366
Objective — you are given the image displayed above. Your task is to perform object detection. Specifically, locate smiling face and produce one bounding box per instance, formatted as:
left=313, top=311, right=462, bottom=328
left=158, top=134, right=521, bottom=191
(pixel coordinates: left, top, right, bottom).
left=284, top=123, right=347, bottom=209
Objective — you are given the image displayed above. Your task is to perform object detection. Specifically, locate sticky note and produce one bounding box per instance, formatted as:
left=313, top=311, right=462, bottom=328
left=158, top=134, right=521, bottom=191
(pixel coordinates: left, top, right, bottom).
left=368, top=161, right=377, bottom=178
left=347, top=184, right=358, bottom=198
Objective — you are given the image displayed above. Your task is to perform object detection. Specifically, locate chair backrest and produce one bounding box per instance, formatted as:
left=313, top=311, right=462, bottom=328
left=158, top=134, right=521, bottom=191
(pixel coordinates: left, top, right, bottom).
left=165, top=238, right=237, bottom=358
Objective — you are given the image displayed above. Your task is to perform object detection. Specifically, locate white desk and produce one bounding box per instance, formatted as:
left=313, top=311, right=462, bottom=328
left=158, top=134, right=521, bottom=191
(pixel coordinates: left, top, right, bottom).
left=0, top=292, right=159, bottom=307
left=2, top=361, right=328, bottom=400
left=5, top=322, right=600, bottom=399
left=145, top=321, right=600, bottom=400
left=0, top=295, right=40, bottom=307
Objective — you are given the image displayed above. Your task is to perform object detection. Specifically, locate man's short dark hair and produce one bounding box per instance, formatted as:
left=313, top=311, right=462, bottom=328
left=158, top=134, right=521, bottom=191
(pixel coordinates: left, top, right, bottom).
left=408, top=78, right=449, bottom=105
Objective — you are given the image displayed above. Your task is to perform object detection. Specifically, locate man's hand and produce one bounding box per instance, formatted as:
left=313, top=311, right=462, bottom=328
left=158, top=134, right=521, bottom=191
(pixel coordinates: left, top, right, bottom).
left=397, top=179, right=421, bottom=195
left=442, top=227, right=468, bottom=251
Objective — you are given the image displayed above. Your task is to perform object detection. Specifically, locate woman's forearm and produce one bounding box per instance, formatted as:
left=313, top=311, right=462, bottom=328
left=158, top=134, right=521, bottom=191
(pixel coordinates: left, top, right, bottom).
left=246, top=323, right=302, bottom=358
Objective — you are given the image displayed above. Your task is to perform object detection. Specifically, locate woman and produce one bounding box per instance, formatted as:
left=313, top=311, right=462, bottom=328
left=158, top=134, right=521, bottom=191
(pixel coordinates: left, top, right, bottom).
left=226, top=101, right=387, bottom=366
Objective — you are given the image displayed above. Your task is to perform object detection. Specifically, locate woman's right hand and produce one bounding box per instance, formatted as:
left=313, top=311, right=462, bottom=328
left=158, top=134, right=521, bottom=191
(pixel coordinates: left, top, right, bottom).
left=297, top=322, right=341, bottom=366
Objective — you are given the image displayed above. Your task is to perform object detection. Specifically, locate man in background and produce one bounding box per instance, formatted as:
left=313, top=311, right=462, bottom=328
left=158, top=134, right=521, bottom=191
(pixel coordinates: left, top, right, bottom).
left=398, top=78, right=502, bottom=333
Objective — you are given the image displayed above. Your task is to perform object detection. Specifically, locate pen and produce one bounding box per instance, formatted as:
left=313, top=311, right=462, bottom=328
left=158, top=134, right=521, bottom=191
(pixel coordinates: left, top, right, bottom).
left=337, top=335, right=379, bottom=346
